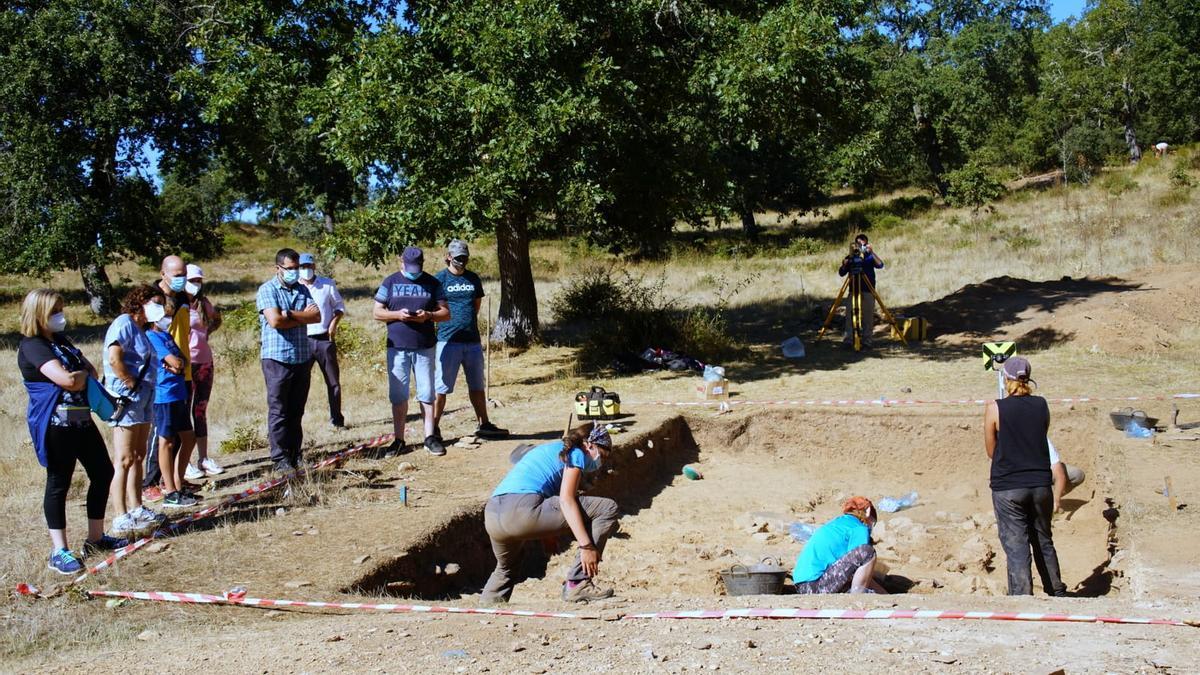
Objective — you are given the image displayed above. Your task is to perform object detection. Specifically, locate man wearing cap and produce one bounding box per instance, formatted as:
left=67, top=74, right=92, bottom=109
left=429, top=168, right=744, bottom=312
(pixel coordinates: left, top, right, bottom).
left=257, top=248, right=321, bottom=472
left=838, top=233, right=884, bottom=348
left=373, top=246, right=450, bottom=456
left=433, top=240, right=508, bottom=441
left=984, top=356, right=1067, bottom=597
left=299, top=253, right=347, bottom=429
left=143, top=255, right=193, bottom=502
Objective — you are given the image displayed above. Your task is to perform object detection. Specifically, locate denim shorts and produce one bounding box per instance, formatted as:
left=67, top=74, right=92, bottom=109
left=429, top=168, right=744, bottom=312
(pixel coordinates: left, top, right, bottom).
left=153, top=399, right=193, bottom=439
left=106, top=377, right=154, bottom=428
left=435, top=341, right=485, bottom=395
left=387, top=346, right=436, bottom=404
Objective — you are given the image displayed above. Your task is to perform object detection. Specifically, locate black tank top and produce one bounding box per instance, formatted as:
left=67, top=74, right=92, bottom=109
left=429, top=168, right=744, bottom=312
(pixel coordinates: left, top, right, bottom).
left=990, top=395, right=1052, bottom=490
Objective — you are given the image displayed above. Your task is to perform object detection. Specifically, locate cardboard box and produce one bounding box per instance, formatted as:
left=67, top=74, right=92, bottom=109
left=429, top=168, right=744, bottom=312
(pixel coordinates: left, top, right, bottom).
left=697, top=379, right=730, bottom=400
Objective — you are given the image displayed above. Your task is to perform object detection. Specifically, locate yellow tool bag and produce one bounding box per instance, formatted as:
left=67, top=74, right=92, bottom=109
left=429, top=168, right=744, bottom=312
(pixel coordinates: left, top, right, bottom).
left=575, top=386, right=621, bottom=420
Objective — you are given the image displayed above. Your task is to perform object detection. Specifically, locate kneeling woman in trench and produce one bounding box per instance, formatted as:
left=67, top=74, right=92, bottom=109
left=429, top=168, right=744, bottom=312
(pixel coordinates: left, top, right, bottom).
left=482, top=423, right=618, bottom=603
left=792, top=497, right=889, bottom=594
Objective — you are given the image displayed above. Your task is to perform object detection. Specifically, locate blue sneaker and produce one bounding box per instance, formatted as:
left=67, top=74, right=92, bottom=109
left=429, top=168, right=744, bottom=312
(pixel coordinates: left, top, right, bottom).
left=83, top=534, right=128, bottom=556
left=47, top=548, right=83, bottom=575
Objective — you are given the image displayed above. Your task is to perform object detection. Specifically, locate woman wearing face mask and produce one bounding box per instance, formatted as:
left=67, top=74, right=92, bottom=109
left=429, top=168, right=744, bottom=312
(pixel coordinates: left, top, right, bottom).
left=183, top=264, right=224, bottom=479
left=104, top=285, right=167, bottom=535
left=481, top=423, right=620, bottom=604
left=18, top=289, right=126, bottom=574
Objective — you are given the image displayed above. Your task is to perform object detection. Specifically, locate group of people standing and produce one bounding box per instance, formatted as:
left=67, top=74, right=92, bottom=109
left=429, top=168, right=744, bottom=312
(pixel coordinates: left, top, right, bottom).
left=255, top=241, right=508, bottom=472
left=19, top=240, right=509, bottom=574
left=19, top=257, right=224, bottom=573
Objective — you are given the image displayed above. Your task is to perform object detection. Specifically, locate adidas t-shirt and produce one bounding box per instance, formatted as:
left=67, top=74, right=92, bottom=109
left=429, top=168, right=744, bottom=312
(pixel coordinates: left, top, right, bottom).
left=434, top=268, right=485, bottom=343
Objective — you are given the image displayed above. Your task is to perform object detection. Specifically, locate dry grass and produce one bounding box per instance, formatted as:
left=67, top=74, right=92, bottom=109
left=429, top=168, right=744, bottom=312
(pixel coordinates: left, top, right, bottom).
left=1, top=151, right=1198, bottom=660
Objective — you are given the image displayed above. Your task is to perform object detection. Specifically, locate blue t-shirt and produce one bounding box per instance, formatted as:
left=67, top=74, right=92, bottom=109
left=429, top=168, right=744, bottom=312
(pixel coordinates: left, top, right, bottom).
left=792, top=514, right=871, bottom=584
left=102, top=313, right=154, bottom=384
left=374, top=271, right=445, bottom=350
left=147, top=329, right=188, bottom=404
left=434, top=268, right=485, bottom=343
left=492, top=441, right=594, bottom=498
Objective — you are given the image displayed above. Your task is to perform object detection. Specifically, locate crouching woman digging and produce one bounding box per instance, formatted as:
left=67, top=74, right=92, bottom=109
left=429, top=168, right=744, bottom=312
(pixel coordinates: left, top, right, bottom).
left=482, top=424, right=619, bottom=604
left=792, top=497, right=888, bottom=594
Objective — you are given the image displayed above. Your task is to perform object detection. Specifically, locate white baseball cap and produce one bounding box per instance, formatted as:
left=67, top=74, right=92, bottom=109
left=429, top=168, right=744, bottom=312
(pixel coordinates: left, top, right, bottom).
left=186, top=264, right=204, bottom=279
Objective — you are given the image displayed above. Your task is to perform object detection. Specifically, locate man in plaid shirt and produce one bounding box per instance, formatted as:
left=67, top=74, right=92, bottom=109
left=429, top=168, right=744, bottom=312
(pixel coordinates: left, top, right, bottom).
left=257, top=248, right=320, bottom=472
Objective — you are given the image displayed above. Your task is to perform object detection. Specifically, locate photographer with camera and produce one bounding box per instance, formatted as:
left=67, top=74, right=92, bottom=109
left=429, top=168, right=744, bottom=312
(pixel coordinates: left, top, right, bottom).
left=837, top=234, right=885, bottom=348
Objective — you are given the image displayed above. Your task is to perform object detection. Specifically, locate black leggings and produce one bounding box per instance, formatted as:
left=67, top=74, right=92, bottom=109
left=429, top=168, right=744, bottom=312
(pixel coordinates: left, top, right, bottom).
left=43, top=424, right=113, bottom=530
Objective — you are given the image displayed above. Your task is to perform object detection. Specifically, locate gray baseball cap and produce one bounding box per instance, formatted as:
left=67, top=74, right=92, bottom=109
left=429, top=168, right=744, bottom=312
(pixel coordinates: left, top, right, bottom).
left=448, top=239, right=469, bottom=258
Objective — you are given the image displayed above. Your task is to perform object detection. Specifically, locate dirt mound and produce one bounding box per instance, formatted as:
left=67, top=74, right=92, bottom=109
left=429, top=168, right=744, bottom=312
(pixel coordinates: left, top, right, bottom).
left=903, top=265, right=1200, bottom=354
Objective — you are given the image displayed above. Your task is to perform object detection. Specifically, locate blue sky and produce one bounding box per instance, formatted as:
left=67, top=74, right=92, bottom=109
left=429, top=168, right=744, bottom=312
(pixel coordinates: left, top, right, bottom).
left=1048, top=0, right=1088, bottom=23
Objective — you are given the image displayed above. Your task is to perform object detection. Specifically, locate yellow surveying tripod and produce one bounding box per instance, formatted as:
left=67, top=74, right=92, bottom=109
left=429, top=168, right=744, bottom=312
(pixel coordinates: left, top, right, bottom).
left=816, top=258, right=907, bottom=352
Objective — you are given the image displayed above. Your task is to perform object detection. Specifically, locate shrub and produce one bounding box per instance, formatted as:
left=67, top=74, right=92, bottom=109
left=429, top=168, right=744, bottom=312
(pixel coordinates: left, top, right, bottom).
left=945, top=163, right=1006, bottom=212
left=1060, top=126, right=1120, bottom=184
left=219, top=421, right=265, bottom=455
left=1158, top=189, right=1192, bottom=208
left=1169, top=165, right=1195, bottom=189
left=222, top=299, right=260, bottom=333
left=783, top=236, right=824, bottom=256
left=1097, top=171, right=1139, bottom=196
left=332, top=319, right=384, bottom=364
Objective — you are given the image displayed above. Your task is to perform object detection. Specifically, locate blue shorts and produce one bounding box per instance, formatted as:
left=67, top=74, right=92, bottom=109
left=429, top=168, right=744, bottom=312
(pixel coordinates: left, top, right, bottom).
left=106, top=377, right=155, bottom=428
left=387, top=346, right=435, bottom=404
left=435, top=341, right=485, bottom=395
left=153, top=399, right=193, bottom=439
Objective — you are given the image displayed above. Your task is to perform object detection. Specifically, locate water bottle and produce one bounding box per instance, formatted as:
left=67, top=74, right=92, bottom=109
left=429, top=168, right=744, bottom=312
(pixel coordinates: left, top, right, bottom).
left=1124, top=420, right=1154, bottom=439
left=878, top=491, right=918, bottom=513
left=789, top=522, right=817, bottom=543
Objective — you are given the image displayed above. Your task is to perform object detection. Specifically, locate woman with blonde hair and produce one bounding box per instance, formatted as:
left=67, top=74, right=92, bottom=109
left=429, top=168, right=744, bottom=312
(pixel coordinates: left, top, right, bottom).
left=18, top=289, right=124, bottom=574
left=983, top=356, right=1066, bottom=596
left=792, top=496, right=888, bottom=594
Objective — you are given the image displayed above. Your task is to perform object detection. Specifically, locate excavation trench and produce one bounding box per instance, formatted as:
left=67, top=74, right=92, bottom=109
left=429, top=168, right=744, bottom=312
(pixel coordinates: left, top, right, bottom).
left=346, top=410, right=1117, bottom=600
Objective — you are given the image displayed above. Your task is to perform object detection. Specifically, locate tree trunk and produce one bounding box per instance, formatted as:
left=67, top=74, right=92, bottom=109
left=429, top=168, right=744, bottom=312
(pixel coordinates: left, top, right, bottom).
left=739, top=202, right=759, bottom=238
left=1121, top=80, right=1141, bottom=163
left=78, top=249, right=116, bottom=316
left=323, top=210, right=335, bottom=234
left=491, top=209, right=539, bottom=347
left=913, top=103, right=948, bottom=197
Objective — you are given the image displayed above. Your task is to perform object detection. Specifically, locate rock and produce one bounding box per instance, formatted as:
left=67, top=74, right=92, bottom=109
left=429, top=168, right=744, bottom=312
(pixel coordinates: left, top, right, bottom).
left=397, top=462, right=417, bottom=472
left=307, top=528, right=320, bottom=536
left=275, top=507, right=286, bottom=516
left=137, top=630, right=159, bottom=641
left=326, top=634, right=344, bottom=642
left=285, top=580, right=313, bottom=589
left=292, top=530, right=305, bottom=536
left=960, top=519, right=977, bottom=531
left=265, top=611, right=285, bottom=618
left=511, top=643, right=526, bottom=653
left=694, top=642, right=712, bottom=650
left=888, top=516, right=913, bottom=530
left=871, top=520, right=887, bottom=539
left=353, top=555, right=371, bottom=565
left=751, top=532, right=774, bottom=543
left=257, top=532, right=272, bottom=539
left=745, top=639, right=757, bottom=649
left=635, top=449, right=645, bottom=458
left=934, top=511, right=949, bottom=521
left=941, top=557, right=965, bottom=573
left=146, top=541, right=170, bottom=554
left=907, top=555, right=924, bottom=564
left=444, top=563, right=461, bottom=575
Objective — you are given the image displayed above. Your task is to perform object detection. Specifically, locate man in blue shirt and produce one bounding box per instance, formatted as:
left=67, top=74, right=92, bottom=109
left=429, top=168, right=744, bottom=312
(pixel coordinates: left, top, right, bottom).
left=433, top=240, right=508, bottom=440
left=837, top=233, right=885, bottom=348
left=373, top=246, right=450, bottom=456
left=256, top=248, right=321, bottom=472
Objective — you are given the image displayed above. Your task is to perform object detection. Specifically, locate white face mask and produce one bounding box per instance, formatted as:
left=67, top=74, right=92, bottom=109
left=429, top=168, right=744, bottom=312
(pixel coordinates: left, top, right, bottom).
left=299, top=268, right=315, bottom=281
left=155, top=316, right=173, bottom=332
left=47, top=312, right=67, bottom=333
left=185, top=281, right=202, bottom=296
left=144, top=302, right=166, bottom=324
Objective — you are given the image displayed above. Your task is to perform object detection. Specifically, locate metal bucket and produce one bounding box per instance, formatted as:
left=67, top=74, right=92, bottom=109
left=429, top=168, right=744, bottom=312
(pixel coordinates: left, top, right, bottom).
left=1109, top=407, right=1158, bottom=431
left=720, top=557, right=788, bottom=596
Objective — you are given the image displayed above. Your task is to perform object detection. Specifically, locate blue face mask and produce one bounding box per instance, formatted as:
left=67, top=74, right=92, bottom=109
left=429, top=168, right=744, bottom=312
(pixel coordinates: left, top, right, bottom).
left=281, top=269, right=300, bottom=285
left=168, top=276, right=186, bottom=292
left=402, top=270, right=421, bottom=281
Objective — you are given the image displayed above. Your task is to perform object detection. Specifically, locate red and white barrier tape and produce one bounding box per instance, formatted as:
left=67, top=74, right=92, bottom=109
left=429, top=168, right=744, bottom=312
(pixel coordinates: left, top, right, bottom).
left=69, top=590, right=1197, bottom=628
left=623, top=607, right=1195, bottom=626
left=631, top=393, right=1200, bottom=409
left=85, top=589, right=580, bottom=619
left=25, top=432, right=398, bottom=592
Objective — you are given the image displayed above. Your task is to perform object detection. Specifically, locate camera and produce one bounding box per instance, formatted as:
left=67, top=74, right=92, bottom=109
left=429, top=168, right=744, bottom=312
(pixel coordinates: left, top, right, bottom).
left=859, top=243, right=869, bottom=255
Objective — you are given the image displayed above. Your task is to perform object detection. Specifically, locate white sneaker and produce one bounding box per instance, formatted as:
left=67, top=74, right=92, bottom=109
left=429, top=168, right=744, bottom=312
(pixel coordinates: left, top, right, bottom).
left=199, top=457, right=225, bottom=476
left=111, top=512, right=138, bottom=535
left=132, top=505, right=166, bottom=526
left=184, top=463, right=205, bottom=481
